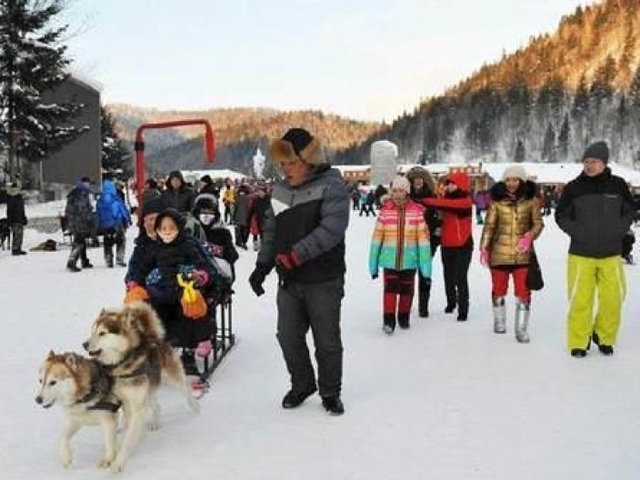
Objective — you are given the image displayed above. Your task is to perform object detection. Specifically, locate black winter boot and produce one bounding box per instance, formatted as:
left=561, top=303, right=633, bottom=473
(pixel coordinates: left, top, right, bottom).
left=282, top=387, right=317, bottom=409
left=322, top=396, right=345, bottom=415
left=592, top=332, right=614, bottom=356
left=457, top=302, right=469, bottom=321
left=571, top=349, right=587, bottom=358
left=418, top=277, right=431, bottom=318
left=398, top=313, right=410, bottom=330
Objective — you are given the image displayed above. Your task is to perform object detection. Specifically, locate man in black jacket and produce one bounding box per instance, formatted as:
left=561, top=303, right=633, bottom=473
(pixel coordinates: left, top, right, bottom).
left=248, top=128, right=349, bottom=415
left=555, top=141, right=634, bottom=358
left=161, top=171, right=195, bottom=214
left=6, top=181, right=27, bottom=255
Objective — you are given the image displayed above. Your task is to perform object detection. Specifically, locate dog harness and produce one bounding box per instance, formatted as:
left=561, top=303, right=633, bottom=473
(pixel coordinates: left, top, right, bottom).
left=108, top=342, right=162, bottom=380
left=75, top=361, right=121, bottom=413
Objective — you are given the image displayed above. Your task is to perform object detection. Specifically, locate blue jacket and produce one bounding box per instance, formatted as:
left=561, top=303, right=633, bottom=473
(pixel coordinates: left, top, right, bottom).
left=96, top=180, right=131, bottom=231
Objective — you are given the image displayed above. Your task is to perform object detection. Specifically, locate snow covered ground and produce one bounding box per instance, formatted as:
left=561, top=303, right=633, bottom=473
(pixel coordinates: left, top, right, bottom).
left=1, top=214, right=639, bottom=479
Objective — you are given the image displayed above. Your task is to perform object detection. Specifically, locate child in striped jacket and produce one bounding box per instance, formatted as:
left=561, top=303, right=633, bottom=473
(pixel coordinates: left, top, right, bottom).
left=369, top=176, right=432, bottom=333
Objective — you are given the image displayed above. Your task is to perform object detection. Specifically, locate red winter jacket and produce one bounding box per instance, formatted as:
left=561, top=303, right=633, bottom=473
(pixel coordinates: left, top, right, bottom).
left=423, top=172, right=473, bottom=248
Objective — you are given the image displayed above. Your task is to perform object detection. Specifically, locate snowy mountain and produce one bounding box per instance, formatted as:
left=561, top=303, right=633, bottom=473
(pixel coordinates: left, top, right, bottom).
left=108, top=104, right=382, bottom=174
left=335, top=0, right=640, bottom=169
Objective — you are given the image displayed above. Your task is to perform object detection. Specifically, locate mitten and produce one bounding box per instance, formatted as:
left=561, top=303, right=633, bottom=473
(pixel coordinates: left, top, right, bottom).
left=516, top=232, right=534, bottom=253
left=123, top=283, right=149, bottom=304
left=480, top=249, right=490, bottom=267
left=249, top=263, right=270, bottom=297
left=191, top=269, right=209, bottom=287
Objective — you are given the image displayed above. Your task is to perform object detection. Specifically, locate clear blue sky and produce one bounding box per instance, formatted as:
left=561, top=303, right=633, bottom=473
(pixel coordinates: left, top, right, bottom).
left=63, top=0, right=589, bottom=121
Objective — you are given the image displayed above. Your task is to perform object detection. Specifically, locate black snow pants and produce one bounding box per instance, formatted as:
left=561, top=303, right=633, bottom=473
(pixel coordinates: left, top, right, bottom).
left=417, top=239, right=440, bottom=316
left=441, top=239, right=473, bottom=317
left=276, top=276, right=345, bottom=399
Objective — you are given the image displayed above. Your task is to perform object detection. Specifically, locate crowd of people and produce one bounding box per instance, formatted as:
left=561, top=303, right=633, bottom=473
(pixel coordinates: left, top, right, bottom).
left=4, top=130, right=639, bottom=417
left=366, top=140, right=635, bottom=360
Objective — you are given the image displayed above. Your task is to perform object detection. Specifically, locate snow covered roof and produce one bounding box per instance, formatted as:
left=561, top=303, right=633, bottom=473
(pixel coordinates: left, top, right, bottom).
left=180, top=169, right=247, bottom=182
left=336, top=162, right=640, bottom=186
left=67, top=69, right=103, bottom=92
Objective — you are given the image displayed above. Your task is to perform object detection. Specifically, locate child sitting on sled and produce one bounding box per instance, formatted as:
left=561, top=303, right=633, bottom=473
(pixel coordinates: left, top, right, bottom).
left=125, top=208, right=219, bottom=375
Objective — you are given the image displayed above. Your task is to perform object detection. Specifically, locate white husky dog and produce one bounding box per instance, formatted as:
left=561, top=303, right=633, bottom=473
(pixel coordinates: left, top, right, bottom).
left=83, top=301, right=199, bottom=472
left=35, top=350, right=120, bottom=469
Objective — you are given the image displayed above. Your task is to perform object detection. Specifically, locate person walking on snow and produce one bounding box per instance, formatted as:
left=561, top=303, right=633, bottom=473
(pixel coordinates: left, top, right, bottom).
left=248, top=128, right=349, bottom=415
left=479, top=165, right=544, bottom=343
left=96, top=175, right=132, bottom=267
left=64, top=177, right=95, bottom=272
left=161, top=170, right=195, bottom=214
left=555, top=141, right=634, bottom=358
left=6, top=181, right=27, bottom=255
left=369, top=176, right=431, bottom=334
left=407, top=166, right=441, bottom=317
left=422, top=172, right=474, bottom=321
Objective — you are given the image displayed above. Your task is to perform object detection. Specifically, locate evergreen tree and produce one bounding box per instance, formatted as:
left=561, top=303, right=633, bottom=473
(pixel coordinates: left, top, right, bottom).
left=0, top=0, right=86, bottom=179
left=616, top=95, right=629, bottom=155
left=558, top=114, right=571, bottom=161
left=572, top=74, right=590, bottom=119
left=101, top=106, right=131, bottom=176
left=630, top=66, right=640, bottom=108
left=514, top=138, right=525, bottom=163
left=590, top=56, right=616, bottom=107
left=542, top=123, right=557, bottom=162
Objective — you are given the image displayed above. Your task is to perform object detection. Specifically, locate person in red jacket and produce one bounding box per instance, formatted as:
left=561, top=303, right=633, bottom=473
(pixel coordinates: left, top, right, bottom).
left=422, top=172, right=473, bottom=320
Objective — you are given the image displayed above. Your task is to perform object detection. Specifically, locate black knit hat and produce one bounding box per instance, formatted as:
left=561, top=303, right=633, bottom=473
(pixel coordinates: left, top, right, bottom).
left=582, top=141, right=609, bottom=164
left=140, top=196, right=165, bottom=218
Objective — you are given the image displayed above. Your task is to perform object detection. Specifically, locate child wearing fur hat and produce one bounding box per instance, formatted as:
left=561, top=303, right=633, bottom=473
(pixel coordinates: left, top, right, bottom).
left=369, top=176, right=432, bottom=333
left=480, top=165, right=544, bottom=342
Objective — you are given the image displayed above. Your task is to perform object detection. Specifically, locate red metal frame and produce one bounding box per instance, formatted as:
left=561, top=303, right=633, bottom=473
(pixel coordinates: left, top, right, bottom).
left=135, top=119, right=215, bottom=200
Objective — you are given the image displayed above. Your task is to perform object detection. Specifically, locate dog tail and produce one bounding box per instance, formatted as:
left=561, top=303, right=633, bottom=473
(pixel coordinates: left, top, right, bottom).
left=123, top=301, right=166, bottom=341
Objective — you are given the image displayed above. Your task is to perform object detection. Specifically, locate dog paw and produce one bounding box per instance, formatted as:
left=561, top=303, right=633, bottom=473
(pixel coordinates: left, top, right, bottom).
left=110, top=460, right=125, bottom=473
left=147, top=421, right=160, bottom=431
left=188, top=396, right=201, bottom=413
left=59, top=450, right=72, bottom=468
left=97, top=457, right=113, bottom=469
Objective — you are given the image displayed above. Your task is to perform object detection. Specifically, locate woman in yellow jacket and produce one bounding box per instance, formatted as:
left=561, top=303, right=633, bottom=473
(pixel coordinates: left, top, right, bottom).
left=480, top=165, right=544, bottom=342
left=222, top=183, right=236, bottom=224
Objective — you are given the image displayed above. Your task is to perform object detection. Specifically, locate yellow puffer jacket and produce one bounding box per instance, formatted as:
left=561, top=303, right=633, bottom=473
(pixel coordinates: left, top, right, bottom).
left=223, top=187, right=236, bottom=205
left=480, top=181, right=544, bottom=267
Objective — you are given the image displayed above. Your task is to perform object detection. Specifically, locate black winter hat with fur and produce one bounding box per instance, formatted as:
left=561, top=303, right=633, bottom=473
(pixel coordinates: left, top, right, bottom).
left=270, top=128, right=323, bottom=166
left=582, top=141, right=609, bottom=164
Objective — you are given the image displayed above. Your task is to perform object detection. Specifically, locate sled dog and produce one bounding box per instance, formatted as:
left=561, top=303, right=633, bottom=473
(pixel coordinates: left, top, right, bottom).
left=83, top=301, right=199, bottom=472
left=35, top=351, right=120, bottom=469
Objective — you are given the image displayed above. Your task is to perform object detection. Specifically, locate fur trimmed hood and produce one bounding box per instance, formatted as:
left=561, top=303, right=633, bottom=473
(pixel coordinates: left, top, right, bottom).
left=406, top=166, right=435, bottom=194
left=491, top=180, right=537, bottom=201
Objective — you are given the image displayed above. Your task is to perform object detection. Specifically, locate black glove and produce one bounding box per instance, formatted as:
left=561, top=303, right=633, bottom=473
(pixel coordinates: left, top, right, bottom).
left=249, top=263, right=271, bottom=297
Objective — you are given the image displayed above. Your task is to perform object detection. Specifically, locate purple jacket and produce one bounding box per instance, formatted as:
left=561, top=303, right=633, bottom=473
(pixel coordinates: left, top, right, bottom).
left=474, top=191, right=490, bottom=210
